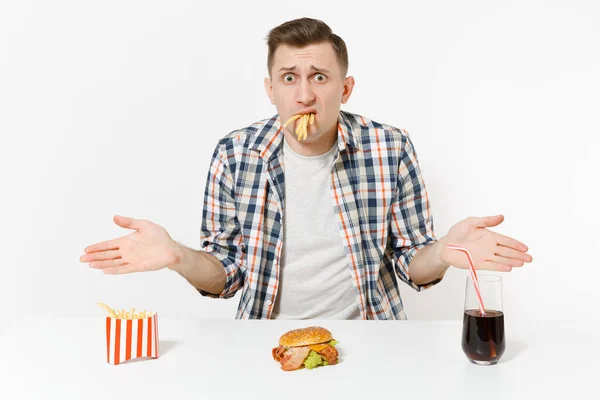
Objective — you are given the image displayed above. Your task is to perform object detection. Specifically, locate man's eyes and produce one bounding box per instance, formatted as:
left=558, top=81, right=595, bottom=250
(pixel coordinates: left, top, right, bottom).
left=282, top=74, right=327, bottom=83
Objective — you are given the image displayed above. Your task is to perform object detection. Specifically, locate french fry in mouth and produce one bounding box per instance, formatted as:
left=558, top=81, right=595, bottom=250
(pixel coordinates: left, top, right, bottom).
left=283, top=113, right=315, bottom=141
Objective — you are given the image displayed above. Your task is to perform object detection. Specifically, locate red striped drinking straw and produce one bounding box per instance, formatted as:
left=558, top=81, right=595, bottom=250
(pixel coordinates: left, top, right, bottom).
left=446, top=243, right=486, bottom=316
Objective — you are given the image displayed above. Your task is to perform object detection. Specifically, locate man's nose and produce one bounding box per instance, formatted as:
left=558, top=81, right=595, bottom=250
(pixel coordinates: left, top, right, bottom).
left=295, top=80, right=315, bottom=104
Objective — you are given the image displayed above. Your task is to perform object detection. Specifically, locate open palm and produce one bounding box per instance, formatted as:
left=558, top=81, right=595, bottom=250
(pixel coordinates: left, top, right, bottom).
left=80, top=215, right=178, bottom=274
left=442, top=215, right=532, bottom=272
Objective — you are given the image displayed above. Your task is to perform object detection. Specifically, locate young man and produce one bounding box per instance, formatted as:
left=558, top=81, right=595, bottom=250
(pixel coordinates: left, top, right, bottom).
left=80, top=18, right=532, bottom=319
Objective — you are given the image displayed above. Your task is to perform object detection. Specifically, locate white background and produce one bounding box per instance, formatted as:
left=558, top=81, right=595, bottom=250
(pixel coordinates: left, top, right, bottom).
left=1, top=0, right=598, bottom=328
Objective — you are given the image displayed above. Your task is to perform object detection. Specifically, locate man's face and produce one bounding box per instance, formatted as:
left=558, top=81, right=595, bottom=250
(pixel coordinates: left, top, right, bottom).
left=264, top=42, right=354, bottom=145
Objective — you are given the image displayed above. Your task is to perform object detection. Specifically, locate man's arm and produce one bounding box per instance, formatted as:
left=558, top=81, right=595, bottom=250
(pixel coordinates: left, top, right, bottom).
left=81, top=215, right=230, bottom=291
left=407, top=236, right=450, bottom=286
left=388, top=131, right=444, bottom=290
left=168, top=244, right=226, bottom=295
left=391, top=132, right=532, bottom=284
left=192, top=144, right=246, bottom=299
left=81, top=146, right=244, bottom=293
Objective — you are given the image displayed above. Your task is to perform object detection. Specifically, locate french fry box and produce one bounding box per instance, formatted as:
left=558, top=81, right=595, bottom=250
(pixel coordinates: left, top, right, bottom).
left=105, top=313, right=160, bottom=365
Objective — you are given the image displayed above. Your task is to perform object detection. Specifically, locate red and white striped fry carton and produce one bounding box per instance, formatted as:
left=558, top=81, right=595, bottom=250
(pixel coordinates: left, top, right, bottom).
left=105, top=313, right=160, bottom=365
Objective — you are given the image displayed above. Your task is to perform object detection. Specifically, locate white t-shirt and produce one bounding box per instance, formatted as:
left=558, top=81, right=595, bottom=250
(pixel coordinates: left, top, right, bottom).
left=270, top=138, right=361, bottom=320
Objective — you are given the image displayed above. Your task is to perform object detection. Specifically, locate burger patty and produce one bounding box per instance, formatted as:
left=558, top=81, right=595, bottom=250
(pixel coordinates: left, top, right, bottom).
left=272, top=344, right=338, bottom=367
left=318, top=345, right=338, bottom=365
left=272, top=345, right=286, bottom=362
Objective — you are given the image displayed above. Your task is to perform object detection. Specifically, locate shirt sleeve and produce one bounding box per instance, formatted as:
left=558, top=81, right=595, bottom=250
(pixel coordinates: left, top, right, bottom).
left=197, top=144, right=245, bottom=299
left=389, top=131, right=440, bottom=291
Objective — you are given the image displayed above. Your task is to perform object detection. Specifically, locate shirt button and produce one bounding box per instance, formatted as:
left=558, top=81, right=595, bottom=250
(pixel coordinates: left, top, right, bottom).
left=266, top=300, right=273, bottom=306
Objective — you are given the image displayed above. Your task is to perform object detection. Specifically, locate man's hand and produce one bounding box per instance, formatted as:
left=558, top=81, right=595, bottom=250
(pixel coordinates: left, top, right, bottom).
left=441, top=215, right=533, bottom=272
left=80, top=215, right=179, bottom=274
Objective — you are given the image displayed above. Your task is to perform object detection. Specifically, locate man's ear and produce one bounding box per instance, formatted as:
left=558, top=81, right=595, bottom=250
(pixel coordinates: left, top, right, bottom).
left=341, top=76, right=355, bottom=104
left=264, top=77, right=275, bottom=105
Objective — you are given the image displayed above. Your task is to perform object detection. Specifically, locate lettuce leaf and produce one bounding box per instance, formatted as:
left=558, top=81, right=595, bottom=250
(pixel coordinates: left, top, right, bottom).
left=303, top=340, right=339, bottom=369
left=303, top=351, right=325, bottom=369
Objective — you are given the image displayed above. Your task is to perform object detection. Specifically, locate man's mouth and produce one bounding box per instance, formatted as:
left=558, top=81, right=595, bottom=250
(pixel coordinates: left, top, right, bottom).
left=297, top=109, right=317, bottom=115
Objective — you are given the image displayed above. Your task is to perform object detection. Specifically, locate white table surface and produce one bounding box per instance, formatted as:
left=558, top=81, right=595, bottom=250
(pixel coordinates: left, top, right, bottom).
left=0, top=317, right=597, bottom=400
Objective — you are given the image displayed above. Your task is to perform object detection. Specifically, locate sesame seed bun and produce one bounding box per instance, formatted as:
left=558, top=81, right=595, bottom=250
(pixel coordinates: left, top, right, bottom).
left=278, top=326, right=333, bottom=347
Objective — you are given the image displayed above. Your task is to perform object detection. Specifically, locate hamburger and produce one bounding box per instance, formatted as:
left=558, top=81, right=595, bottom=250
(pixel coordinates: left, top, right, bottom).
left=272, top=326, right=339, bottom=371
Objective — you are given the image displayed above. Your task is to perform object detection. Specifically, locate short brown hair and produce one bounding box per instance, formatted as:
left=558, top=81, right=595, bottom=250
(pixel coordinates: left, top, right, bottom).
left=266, top=18, right=349, bottom=77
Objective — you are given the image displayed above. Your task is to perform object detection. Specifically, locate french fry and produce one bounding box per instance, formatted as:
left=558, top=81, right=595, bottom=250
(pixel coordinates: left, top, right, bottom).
left=282, top=114, right=301, bottom=128
left=297, top=114, right=304, bottom=141
left=295, top=115, right=302, bottom=140
left=305, top=115, right=309, bottom=140
left=304, top=114, right=310, bottom=140
left=300, top=114, right=306, bottom=140
left=283, top=113, right=315, bottom=141
left=98, top=303, right=155, bottom=320
left=97, top=302, right=118, bottom=318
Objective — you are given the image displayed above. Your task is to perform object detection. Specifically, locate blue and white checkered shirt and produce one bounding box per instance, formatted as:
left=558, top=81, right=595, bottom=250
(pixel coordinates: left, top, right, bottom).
left=198, top=110, right=440, bottom=319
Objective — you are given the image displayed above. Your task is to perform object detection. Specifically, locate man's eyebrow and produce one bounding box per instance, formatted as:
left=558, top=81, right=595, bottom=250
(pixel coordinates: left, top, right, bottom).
left=278, top=65, right=331, bottom=73
left=311, top=65, right=330, bottom=73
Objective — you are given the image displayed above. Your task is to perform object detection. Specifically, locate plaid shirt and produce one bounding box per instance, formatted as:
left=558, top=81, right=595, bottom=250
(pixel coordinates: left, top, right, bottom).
left=198, top=110, right=440, bottom=319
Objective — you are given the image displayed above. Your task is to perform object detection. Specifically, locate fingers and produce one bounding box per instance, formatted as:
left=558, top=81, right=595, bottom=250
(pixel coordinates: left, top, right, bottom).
left=480, top=261, right=513, bottom=272
left=84, top=239, right=120, bottom=254
left=88, top=258, right=127, bottom=270
left=488, top=255, right=524, bottom=268
left=469, top=215, right=504, bottom=228
left=494, top=245, right=533, bottom=263
left=113, top=215, right=146, bottom=231
left=82, top=216, right=139, bottom=254
left=496, top=233, right=529, bottom=253
left=80, top=249, right=120, bottom=263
